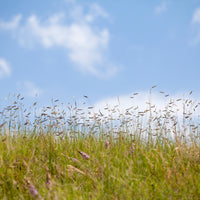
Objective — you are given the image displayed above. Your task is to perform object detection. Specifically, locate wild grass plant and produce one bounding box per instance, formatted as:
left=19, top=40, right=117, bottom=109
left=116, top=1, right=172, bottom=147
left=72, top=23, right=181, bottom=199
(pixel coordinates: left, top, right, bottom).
left=0, top=88, right=200, bottom=199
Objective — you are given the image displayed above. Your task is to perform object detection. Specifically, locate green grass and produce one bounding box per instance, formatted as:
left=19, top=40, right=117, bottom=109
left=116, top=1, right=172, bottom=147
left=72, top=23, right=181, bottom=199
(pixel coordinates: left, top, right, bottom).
left=0, top=90, right=200, bottom=199
left=0, top=133, right=199, bottom=199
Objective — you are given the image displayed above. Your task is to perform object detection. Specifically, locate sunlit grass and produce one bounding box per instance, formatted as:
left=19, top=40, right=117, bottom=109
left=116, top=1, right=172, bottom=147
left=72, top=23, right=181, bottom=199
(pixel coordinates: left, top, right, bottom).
left=0, top=88, right=200, bottom=199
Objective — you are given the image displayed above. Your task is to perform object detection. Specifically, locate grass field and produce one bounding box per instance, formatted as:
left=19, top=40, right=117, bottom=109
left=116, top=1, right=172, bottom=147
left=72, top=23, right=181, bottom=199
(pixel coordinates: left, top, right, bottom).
left=0, top=91, right=200, bottom=199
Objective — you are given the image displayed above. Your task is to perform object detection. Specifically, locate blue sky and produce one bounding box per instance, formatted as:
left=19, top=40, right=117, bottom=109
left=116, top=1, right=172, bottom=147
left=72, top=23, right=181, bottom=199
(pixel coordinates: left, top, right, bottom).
left=0, top=0, right=200, bottom=108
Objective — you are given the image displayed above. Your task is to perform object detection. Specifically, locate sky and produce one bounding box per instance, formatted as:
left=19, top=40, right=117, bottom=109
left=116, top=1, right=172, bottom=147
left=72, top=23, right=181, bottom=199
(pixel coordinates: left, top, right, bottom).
left=0, top=0, right=200, bottom=109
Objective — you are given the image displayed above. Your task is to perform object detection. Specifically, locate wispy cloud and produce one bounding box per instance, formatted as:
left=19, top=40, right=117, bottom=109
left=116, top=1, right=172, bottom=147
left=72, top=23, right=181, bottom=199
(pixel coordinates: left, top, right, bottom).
left=191, top=8, right=200, bottom=44
left=155, top=1, right=168, bottom=15
left=0, top=58, right=11, bottom=79
left=85, top=3, right=110, bottom=23
left=0, top=2, right=118, bottom=78
left=17, top=81, right=43, bottom=97
left=192, top=8, right=200, bottom=24
left=0, top=15, right=22, bottom=31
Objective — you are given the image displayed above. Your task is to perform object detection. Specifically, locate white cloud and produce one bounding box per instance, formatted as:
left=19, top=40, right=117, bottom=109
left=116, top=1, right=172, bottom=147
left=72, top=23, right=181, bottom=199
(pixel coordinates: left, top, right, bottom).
left=0, top=14, right=22, bottom=31
left=192, top=8, right=200, bottom=24
left=17, top=81, right=43, bottom=97
left=155, top=1, right=168, bottom=15
left=94, top=92, right=167, bottom=115
left=93, top=91, right=200, bottom=119
left=191, top=8, right=200, bottom=45
left=0, top=2, right=118, bottom=78
left=85, top=3, right=110, bottom=23
left=0, top=58, right=11, bottom=79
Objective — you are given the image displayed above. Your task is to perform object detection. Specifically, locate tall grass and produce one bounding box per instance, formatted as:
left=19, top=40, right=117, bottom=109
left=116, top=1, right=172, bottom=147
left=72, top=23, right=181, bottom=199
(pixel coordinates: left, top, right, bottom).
left=0, top=89, right=200, bottom=199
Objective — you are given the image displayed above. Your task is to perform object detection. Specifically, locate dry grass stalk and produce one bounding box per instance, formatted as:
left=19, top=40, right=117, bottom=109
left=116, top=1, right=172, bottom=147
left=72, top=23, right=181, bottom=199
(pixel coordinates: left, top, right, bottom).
left=45, top=167, right=52, bottom=190
left=67, top=165, right=86, bottom=176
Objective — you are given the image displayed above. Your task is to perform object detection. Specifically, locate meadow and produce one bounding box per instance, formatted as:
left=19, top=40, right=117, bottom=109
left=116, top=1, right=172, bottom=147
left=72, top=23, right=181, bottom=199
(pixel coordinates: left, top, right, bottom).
left=0, top=88, right=200, bottom=199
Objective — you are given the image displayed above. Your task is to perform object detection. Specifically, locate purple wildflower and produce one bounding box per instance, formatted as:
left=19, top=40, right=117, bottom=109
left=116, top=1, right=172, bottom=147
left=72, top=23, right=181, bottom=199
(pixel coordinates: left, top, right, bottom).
left=130, top=144, right=135, bottom=153
left=26, top=180, right=43, bottom=200
left=104, top=140, right=110, bottom=149
left=78, top=150, right=90, bottom=159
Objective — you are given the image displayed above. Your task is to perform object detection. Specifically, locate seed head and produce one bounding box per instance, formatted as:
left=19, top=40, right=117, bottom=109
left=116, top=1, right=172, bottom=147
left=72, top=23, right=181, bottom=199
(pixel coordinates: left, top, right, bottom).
left=45, top=167, right=52, bottom=190
left=78, top=150, right=90, bottom=159
left=130, top=144, right=135, bottom=153
left=104, top=140, right=110, bottom=149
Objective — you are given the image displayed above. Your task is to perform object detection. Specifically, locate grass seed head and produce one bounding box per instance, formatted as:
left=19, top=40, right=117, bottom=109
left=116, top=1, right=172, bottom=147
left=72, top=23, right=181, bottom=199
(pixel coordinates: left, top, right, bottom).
left=78, top=150, right=90, bottom=159
left=105, top=140, right=110, bottom=149
left=45, top=167, right=52, bottom=190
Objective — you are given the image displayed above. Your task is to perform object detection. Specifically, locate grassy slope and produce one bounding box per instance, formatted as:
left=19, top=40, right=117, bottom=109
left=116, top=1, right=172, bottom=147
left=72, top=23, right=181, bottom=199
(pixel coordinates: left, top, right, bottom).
left=1, top=91, right=200, bottom=199
left=0, top=133, right=199, bottom=200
